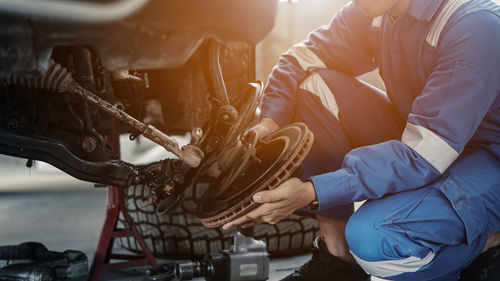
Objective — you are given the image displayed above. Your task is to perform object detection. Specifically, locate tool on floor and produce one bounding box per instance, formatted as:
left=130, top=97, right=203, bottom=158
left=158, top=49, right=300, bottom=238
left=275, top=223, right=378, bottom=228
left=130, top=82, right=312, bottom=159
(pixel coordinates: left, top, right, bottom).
left=145, top=232, right=269, bottom=281
left=0, top=242, right=88, bottom=281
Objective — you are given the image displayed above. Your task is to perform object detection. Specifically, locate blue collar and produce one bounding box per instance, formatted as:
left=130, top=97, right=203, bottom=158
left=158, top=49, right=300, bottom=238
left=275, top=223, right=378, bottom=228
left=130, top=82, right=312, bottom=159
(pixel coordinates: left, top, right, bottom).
left=406, top=0, right=444, bottom=21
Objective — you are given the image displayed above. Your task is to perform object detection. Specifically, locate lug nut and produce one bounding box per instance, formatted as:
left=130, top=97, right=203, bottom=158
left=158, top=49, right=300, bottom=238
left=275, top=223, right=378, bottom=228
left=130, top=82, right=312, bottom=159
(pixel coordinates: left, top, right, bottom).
left=82, top=137, right=97, bottom=152
left=148, top=193, right=159, bottom=204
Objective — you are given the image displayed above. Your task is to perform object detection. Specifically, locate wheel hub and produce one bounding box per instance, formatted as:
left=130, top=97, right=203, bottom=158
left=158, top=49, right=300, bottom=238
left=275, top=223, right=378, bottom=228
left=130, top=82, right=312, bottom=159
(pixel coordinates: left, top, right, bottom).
left=196, top=122, right=314, bottom=228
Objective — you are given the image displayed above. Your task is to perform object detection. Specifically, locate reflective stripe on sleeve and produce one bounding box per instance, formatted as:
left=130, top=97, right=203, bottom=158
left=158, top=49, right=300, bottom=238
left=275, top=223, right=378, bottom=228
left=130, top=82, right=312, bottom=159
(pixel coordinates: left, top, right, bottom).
left=299, top=72, right=339, bottom=119
left=351, top=250, right=435, bottom=278
left=371, top=16, right=383, bottom=28
left=426, top=0, right=468, bottom=47
left=286, top=42, right=327, bottom=72
left=401, top=123, right=459, bottom=173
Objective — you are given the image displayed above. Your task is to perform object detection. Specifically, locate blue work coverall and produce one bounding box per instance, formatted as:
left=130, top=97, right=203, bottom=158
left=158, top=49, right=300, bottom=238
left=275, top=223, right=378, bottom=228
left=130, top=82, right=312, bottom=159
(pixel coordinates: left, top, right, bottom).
left=260, top=0, right=500, bottom=280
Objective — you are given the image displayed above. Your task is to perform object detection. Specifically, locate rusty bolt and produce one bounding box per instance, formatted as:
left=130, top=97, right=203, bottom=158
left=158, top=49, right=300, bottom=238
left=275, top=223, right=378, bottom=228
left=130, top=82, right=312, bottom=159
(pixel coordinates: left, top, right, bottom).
left=191, top=127, right=203, bottom=145
left=82, top=137, right=97, bottom=152
left=217, top=105, right=238, bottom=125
left=164, top=184, right=175, bottom=196
left=148, top=192, right=159, bottom=204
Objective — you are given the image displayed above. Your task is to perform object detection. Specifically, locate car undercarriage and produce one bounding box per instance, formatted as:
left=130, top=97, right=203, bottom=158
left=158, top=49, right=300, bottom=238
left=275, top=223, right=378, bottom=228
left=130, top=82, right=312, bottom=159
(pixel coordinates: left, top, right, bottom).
left=0, top=0, right=319, bottom=260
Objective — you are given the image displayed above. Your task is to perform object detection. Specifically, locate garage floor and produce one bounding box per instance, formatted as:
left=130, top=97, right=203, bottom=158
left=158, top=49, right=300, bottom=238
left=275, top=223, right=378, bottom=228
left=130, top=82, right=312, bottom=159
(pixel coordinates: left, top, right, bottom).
left=0, top=160, right=383, bottom=281
left=0, top=161, right=310, bottom=281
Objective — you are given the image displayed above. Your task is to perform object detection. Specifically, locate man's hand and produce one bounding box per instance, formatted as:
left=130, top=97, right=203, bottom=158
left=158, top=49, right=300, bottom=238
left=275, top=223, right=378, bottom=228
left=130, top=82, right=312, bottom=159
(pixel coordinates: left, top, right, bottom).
left=222, top=178, right=317, bottom=229
left=249, top=117, right=280, bottom=139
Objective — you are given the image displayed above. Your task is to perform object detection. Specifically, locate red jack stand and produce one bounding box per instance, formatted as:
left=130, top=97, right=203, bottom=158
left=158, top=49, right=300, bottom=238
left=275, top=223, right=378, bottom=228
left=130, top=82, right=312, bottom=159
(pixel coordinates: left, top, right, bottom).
left=88, top=120, right=158, bottom=281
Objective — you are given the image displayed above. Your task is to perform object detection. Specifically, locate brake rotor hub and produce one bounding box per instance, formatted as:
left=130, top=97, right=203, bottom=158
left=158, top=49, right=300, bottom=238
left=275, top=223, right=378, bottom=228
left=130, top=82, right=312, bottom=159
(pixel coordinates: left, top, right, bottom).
left=196, top=122, right=314, bottom=228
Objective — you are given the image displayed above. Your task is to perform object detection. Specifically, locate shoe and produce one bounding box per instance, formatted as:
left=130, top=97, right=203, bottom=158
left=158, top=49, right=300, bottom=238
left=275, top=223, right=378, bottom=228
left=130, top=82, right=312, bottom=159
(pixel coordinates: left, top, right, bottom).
left=280, top=237, right=370, bottom=281
left=459, top=244, right=500, bottom=281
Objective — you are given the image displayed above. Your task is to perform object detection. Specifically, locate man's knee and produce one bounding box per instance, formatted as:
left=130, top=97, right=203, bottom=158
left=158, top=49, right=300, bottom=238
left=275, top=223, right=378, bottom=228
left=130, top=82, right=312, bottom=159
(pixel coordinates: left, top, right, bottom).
left=345, top=208, right=435, bottom=279
left=345, top=211, right=388, bottom=263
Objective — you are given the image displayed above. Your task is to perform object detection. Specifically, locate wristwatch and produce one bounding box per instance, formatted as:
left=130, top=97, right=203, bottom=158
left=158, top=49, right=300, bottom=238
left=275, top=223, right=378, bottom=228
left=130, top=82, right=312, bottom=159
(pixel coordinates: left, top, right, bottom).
left=306, top=179, right=319, bottom=211
left=308, top=200, right=320, bottom=211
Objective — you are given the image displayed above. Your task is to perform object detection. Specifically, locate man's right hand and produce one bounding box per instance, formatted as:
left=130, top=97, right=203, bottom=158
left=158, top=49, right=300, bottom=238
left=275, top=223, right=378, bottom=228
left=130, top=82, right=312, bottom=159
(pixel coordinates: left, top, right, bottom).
left=249, top=117, right=280, bottom=139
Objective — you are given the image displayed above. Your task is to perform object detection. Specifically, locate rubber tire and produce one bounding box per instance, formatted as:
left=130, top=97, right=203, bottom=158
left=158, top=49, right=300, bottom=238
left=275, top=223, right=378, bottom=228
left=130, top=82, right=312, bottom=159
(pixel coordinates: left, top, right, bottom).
left=117, top=183, right=319, bottom=259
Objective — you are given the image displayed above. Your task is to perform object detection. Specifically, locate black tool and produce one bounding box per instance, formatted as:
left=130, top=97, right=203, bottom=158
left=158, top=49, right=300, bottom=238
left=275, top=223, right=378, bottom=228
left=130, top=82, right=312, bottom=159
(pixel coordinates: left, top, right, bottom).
left=146, top=232, right=269, bottom=281
left=0, top=242, right=88, bottom=281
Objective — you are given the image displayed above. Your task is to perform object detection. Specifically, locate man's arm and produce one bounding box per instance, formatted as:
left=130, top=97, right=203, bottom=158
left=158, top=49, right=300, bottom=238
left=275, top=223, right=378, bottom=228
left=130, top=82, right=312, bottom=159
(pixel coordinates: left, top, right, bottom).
left=260, top=3, right=378, bottom=127
left=311, top=11, right=500, bottom=210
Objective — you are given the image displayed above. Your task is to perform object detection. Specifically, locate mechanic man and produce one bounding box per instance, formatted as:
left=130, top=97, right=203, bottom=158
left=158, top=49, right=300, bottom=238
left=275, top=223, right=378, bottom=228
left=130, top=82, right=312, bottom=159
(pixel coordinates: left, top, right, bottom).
left=223, top=0, right=500, bottom=280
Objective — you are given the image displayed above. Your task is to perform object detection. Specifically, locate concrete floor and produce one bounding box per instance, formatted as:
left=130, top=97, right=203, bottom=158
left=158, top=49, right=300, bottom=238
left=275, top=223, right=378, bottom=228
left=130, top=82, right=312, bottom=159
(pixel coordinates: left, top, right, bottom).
left=0, top=162, right=312, bottom=281
left=0, top=156, right=385, bottom=281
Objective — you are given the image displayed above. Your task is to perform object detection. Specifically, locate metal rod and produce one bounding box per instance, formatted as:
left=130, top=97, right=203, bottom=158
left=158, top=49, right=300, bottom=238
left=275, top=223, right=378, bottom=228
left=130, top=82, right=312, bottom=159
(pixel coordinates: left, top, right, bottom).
left=68, top=81, right=203, bottom=167
left=4, top=58, right=203, bottom=167
left=209, top=40, right=231, bottom=105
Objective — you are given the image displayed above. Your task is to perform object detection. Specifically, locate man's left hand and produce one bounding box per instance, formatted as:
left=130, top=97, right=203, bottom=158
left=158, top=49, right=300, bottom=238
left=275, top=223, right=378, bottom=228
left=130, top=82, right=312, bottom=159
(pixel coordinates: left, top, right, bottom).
left=222, top=178, right=317, bottom=229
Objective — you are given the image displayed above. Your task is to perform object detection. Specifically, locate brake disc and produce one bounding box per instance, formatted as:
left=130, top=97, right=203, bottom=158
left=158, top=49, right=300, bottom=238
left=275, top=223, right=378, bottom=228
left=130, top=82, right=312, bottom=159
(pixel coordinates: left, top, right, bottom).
left=196, top=122, right=314, bottom=228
